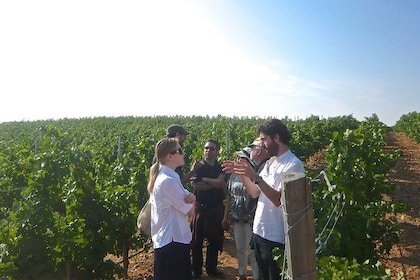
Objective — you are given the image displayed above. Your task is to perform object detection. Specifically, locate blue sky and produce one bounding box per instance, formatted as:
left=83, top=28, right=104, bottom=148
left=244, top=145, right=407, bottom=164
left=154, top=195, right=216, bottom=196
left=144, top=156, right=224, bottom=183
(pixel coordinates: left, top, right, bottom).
left=1, top=0, right=419, bottom=126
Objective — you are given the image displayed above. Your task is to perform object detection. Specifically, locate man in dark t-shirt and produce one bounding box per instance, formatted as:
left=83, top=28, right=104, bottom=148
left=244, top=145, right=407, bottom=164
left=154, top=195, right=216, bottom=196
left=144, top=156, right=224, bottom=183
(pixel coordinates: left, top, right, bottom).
left=190, top=139, right=226, bottom=278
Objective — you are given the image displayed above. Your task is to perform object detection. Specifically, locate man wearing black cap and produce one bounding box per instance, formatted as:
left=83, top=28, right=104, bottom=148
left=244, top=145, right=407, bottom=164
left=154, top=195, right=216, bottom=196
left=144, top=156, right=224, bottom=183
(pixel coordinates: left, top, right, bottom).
left=152, top=124, right=201, bottom=186
left=165, top=124, right=190, bottom=146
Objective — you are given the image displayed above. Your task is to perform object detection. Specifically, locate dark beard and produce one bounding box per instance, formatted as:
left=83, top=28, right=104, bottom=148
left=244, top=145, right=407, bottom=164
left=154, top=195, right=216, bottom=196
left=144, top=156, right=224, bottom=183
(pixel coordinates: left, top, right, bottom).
left=267, top=141, right=279, bottom=157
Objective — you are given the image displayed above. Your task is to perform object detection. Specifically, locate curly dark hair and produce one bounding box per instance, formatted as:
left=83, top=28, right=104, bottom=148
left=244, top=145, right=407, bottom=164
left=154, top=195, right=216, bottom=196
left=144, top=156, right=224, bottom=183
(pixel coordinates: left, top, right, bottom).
left=257, top=118, right=291, bottom=146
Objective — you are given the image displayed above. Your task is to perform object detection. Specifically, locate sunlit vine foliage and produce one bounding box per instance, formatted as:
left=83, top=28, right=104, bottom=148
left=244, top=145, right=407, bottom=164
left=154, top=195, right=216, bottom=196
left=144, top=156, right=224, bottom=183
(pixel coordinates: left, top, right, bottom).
left=0, top=113, right=412, bottom=279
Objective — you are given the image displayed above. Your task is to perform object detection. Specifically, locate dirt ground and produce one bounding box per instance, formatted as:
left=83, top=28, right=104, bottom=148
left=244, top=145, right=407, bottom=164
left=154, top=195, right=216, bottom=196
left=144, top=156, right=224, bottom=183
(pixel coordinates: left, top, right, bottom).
left=380, top=132, right=420, bottom=279
left=117, top=131, right=419, bottom=280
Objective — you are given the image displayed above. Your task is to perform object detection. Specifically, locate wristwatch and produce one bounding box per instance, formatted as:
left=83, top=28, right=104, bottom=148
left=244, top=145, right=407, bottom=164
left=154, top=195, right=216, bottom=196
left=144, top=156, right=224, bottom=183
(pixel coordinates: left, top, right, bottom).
left=254, top=175, right=263, bottom=185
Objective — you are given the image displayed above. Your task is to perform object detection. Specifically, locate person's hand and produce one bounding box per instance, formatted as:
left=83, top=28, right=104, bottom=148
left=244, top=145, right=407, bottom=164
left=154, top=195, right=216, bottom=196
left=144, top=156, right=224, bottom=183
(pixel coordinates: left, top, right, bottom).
left=221, top=217, right=231, bottom=231
left=184, top=192, right=196, bottom=204
left=223, top=159, right=256, bottom=180
left=187, top=203, right=197, bottom=218
left=221, top=160, right=235, bottom=174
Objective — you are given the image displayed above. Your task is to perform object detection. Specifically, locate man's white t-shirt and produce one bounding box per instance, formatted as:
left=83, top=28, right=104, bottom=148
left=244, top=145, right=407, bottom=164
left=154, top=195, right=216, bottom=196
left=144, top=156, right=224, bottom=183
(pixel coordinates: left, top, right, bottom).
left=253, top=150, right=305, bottom=244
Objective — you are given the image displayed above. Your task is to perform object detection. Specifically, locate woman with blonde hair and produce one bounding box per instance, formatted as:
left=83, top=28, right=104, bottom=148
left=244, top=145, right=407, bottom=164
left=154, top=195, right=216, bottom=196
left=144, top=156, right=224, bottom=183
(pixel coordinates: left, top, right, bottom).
left=148, top=138, right=197, bottom=280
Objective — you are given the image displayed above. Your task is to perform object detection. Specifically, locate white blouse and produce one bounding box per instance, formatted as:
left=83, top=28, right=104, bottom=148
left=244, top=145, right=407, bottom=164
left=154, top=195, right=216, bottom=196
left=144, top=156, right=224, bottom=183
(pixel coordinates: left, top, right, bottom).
left=151, top=165, right=193, bottom=249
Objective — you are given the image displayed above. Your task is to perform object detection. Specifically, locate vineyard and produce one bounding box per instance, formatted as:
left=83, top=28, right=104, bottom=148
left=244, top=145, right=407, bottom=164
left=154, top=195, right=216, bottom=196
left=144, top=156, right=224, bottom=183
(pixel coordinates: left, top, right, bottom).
left=0, top=112, right=419, bottom=279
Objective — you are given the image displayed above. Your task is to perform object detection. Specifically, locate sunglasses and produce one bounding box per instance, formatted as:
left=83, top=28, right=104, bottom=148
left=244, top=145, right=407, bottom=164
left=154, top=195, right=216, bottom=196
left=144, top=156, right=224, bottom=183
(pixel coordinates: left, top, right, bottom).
left=170, top=147, right=184, bottom=155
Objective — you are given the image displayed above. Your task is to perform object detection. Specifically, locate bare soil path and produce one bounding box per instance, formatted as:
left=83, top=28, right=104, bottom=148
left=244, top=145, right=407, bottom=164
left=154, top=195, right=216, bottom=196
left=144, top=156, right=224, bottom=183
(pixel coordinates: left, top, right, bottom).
left=120, top=131, right=419, bottom=279
left=381, top=132, right=420, bottom=279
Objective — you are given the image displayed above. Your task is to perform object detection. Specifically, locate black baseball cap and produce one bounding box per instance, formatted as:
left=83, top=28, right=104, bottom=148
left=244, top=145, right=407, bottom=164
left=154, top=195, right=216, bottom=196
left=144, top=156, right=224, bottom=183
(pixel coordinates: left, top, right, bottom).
left=166, top=124, right=190, bottom=137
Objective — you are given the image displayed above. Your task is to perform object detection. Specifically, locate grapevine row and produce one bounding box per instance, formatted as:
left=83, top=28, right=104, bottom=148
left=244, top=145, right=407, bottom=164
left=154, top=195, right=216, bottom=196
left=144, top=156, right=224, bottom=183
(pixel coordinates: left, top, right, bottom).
left=0, top=114, right=412, bottom=279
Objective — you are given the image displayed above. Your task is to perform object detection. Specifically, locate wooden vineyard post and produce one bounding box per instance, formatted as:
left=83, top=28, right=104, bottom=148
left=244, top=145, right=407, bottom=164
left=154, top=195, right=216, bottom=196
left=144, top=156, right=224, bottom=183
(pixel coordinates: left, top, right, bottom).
left=281, top=173, right=317, bottom=279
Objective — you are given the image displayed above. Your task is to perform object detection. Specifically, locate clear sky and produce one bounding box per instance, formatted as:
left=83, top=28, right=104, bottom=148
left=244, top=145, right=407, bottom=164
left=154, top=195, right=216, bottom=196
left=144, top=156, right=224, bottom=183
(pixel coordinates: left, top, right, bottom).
left=1, top=1, right=419, bottom=126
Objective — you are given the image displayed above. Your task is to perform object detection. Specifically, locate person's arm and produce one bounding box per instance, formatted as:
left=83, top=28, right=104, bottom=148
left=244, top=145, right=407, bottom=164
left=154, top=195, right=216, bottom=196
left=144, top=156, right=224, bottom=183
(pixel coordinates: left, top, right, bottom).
left=241, top=160, right=282, bottom=207
left=187, top=204, right=196, bottom=218
left=240, top=176, right=260, bottom=198
left=247, top=175, right=281, bottom=207
left=184, top=192, right=196, bottom=204
left=181, top=160, right=202, bottom=185
left=245, top=159, right=308, bottom=207
left=222, top=160, right=260, bottom=198
left=252, top=159, right=305, bottom=207
left=222, top=194, right=231, bottom=230
left=223, top=159, right=282, bottom=207
left=192, top=180, right=211, bottom=191
left=193, top=172, right=226, bottom=191
left=161, top=178, right=196, bottom=215
left=202, top=173, right=226, bottom=189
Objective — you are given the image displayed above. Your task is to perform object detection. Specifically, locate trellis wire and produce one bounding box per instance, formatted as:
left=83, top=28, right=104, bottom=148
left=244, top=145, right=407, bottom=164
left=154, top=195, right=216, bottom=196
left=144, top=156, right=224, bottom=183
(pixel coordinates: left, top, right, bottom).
left=280, top=171, right=344, bottom=279
left=310, top=170, right=345, bottom=255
